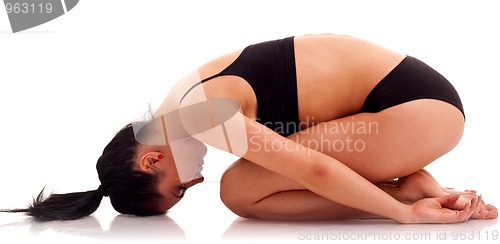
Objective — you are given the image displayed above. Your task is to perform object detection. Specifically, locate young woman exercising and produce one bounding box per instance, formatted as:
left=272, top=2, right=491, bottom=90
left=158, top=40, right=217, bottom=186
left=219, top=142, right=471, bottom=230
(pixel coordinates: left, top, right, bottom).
left=3, top=34, right=497, bottom=223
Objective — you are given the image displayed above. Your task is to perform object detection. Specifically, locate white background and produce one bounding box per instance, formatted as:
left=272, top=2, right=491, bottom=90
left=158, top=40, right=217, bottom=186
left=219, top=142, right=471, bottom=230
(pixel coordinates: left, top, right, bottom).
left=1, top=0, right=499, bottom=242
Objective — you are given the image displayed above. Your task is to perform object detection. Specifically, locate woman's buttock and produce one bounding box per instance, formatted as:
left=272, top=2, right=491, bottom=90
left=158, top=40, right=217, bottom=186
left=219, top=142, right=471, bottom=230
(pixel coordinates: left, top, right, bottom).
left=361, top=56, right=465, bottom=119
left=294, top=34, right=407, bottom=125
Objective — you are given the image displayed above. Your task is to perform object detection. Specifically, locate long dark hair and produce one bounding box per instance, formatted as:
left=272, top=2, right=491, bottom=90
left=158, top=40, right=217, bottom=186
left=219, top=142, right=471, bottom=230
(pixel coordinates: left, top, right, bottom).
left=1, top=123, right=164, bottom=221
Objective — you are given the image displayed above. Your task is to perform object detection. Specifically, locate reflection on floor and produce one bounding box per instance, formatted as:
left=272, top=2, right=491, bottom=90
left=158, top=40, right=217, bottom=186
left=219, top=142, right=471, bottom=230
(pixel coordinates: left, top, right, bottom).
left=1, top=182, right=498, bottom=243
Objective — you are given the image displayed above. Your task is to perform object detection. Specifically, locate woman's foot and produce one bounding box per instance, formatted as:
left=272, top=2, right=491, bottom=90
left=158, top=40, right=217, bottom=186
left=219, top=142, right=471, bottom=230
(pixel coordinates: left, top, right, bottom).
left=396, top=170, right=447, bottom=203
left=396, top=170, right=497, bottom=219
left=418, top=169, right=497, bottom=219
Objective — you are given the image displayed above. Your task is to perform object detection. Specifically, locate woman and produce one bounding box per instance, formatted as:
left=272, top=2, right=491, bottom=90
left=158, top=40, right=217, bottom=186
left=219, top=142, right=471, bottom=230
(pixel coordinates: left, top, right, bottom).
left=2, top=34, right=497, bottom=223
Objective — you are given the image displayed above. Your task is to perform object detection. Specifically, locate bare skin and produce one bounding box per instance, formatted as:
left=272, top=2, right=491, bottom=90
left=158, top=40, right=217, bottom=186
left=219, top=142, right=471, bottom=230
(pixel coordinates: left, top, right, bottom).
left=220, top=158, right=497, bottom=221
left=398, top=169, right=497, bottom=219
left=145, top=34, right=496, bottom=223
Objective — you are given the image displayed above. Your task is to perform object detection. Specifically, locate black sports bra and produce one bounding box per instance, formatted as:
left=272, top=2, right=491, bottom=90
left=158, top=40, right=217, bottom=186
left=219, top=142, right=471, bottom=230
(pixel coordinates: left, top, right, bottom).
left=182, top=36, right=300, bottom=137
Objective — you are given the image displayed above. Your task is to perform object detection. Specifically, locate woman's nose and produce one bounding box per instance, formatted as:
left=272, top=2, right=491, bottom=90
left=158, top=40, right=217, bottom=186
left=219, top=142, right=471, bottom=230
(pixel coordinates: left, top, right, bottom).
left=185, top=177, right=204, bottom=189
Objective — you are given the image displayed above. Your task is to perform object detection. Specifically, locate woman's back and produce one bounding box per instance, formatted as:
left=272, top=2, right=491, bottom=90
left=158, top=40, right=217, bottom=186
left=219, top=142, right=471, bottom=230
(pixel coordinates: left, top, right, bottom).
left=181, top=34, right=406, bottom=128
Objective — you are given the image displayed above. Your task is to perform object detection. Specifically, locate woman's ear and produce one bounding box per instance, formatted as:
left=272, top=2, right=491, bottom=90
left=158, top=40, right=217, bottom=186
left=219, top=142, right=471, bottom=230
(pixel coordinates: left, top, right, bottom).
left=138, top=152, right=162, bottom=173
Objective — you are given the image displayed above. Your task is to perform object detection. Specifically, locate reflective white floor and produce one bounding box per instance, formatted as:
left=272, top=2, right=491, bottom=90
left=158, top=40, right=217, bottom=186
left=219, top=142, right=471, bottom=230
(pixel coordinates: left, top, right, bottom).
left=1, top=181, right=498, bottom=243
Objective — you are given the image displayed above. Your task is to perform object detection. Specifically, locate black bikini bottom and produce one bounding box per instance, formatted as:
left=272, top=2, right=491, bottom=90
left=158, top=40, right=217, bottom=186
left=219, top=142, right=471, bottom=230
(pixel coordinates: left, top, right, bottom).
left=361, top=56, right=465, bottom=119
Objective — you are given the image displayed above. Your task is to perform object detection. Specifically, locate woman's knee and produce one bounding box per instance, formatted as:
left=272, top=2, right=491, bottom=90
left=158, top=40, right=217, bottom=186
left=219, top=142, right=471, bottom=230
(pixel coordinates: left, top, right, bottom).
left=220, top=159, right=254, bottom=218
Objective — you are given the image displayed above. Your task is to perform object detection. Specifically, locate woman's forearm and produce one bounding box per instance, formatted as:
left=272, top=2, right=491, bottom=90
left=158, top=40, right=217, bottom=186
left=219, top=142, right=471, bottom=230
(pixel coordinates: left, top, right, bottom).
left=301, top=151, right=412, bottom=223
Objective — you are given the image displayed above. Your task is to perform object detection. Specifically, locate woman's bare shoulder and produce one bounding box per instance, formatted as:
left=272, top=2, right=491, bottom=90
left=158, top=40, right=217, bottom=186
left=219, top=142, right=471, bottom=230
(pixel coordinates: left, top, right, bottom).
left=197, top=48, right=244, bottom=80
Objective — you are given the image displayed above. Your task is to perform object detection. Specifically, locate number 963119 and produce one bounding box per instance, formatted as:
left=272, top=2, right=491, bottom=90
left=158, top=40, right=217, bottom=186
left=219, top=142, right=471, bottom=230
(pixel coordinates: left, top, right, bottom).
left=5, top=2, right=53, bottom=14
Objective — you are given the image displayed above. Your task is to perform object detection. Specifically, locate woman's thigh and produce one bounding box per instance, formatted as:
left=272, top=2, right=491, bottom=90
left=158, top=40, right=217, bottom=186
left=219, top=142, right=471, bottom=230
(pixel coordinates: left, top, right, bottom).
left=289, top=99, right=464, bottom=182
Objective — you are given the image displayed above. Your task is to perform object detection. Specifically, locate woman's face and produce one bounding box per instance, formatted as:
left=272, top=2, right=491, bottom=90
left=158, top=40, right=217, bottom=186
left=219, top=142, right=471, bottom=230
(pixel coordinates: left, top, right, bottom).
left=170, top=136, right=208, bottom=183
left=154, top=137, right=208, bottom=211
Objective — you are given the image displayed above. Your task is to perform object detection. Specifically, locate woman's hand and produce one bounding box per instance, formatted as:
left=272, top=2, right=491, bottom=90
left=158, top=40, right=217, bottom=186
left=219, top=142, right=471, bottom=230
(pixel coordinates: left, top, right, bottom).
left=445, top=191, right=498, bottom=219
left=406, top=194, right=480, bottom=223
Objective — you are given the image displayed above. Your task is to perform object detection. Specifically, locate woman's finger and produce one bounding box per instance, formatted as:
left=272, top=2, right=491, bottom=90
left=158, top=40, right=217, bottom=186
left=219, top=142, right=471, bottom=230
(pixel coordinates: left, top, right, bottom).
left=437, top=201, right=469, bottom=223
left=436, top=194, right=460, bottom=206
left=464, top=196, right=479, bottom=221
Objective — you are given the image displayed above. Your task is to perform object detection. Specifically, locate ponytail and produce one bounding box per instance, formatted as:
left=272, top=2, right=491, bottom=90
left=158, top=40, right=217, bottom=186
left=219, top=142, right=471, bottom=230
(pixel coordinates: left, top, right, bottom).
left=2, top=123, right=164, bottom=221
left=1, top=187, right=105, bottom=221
